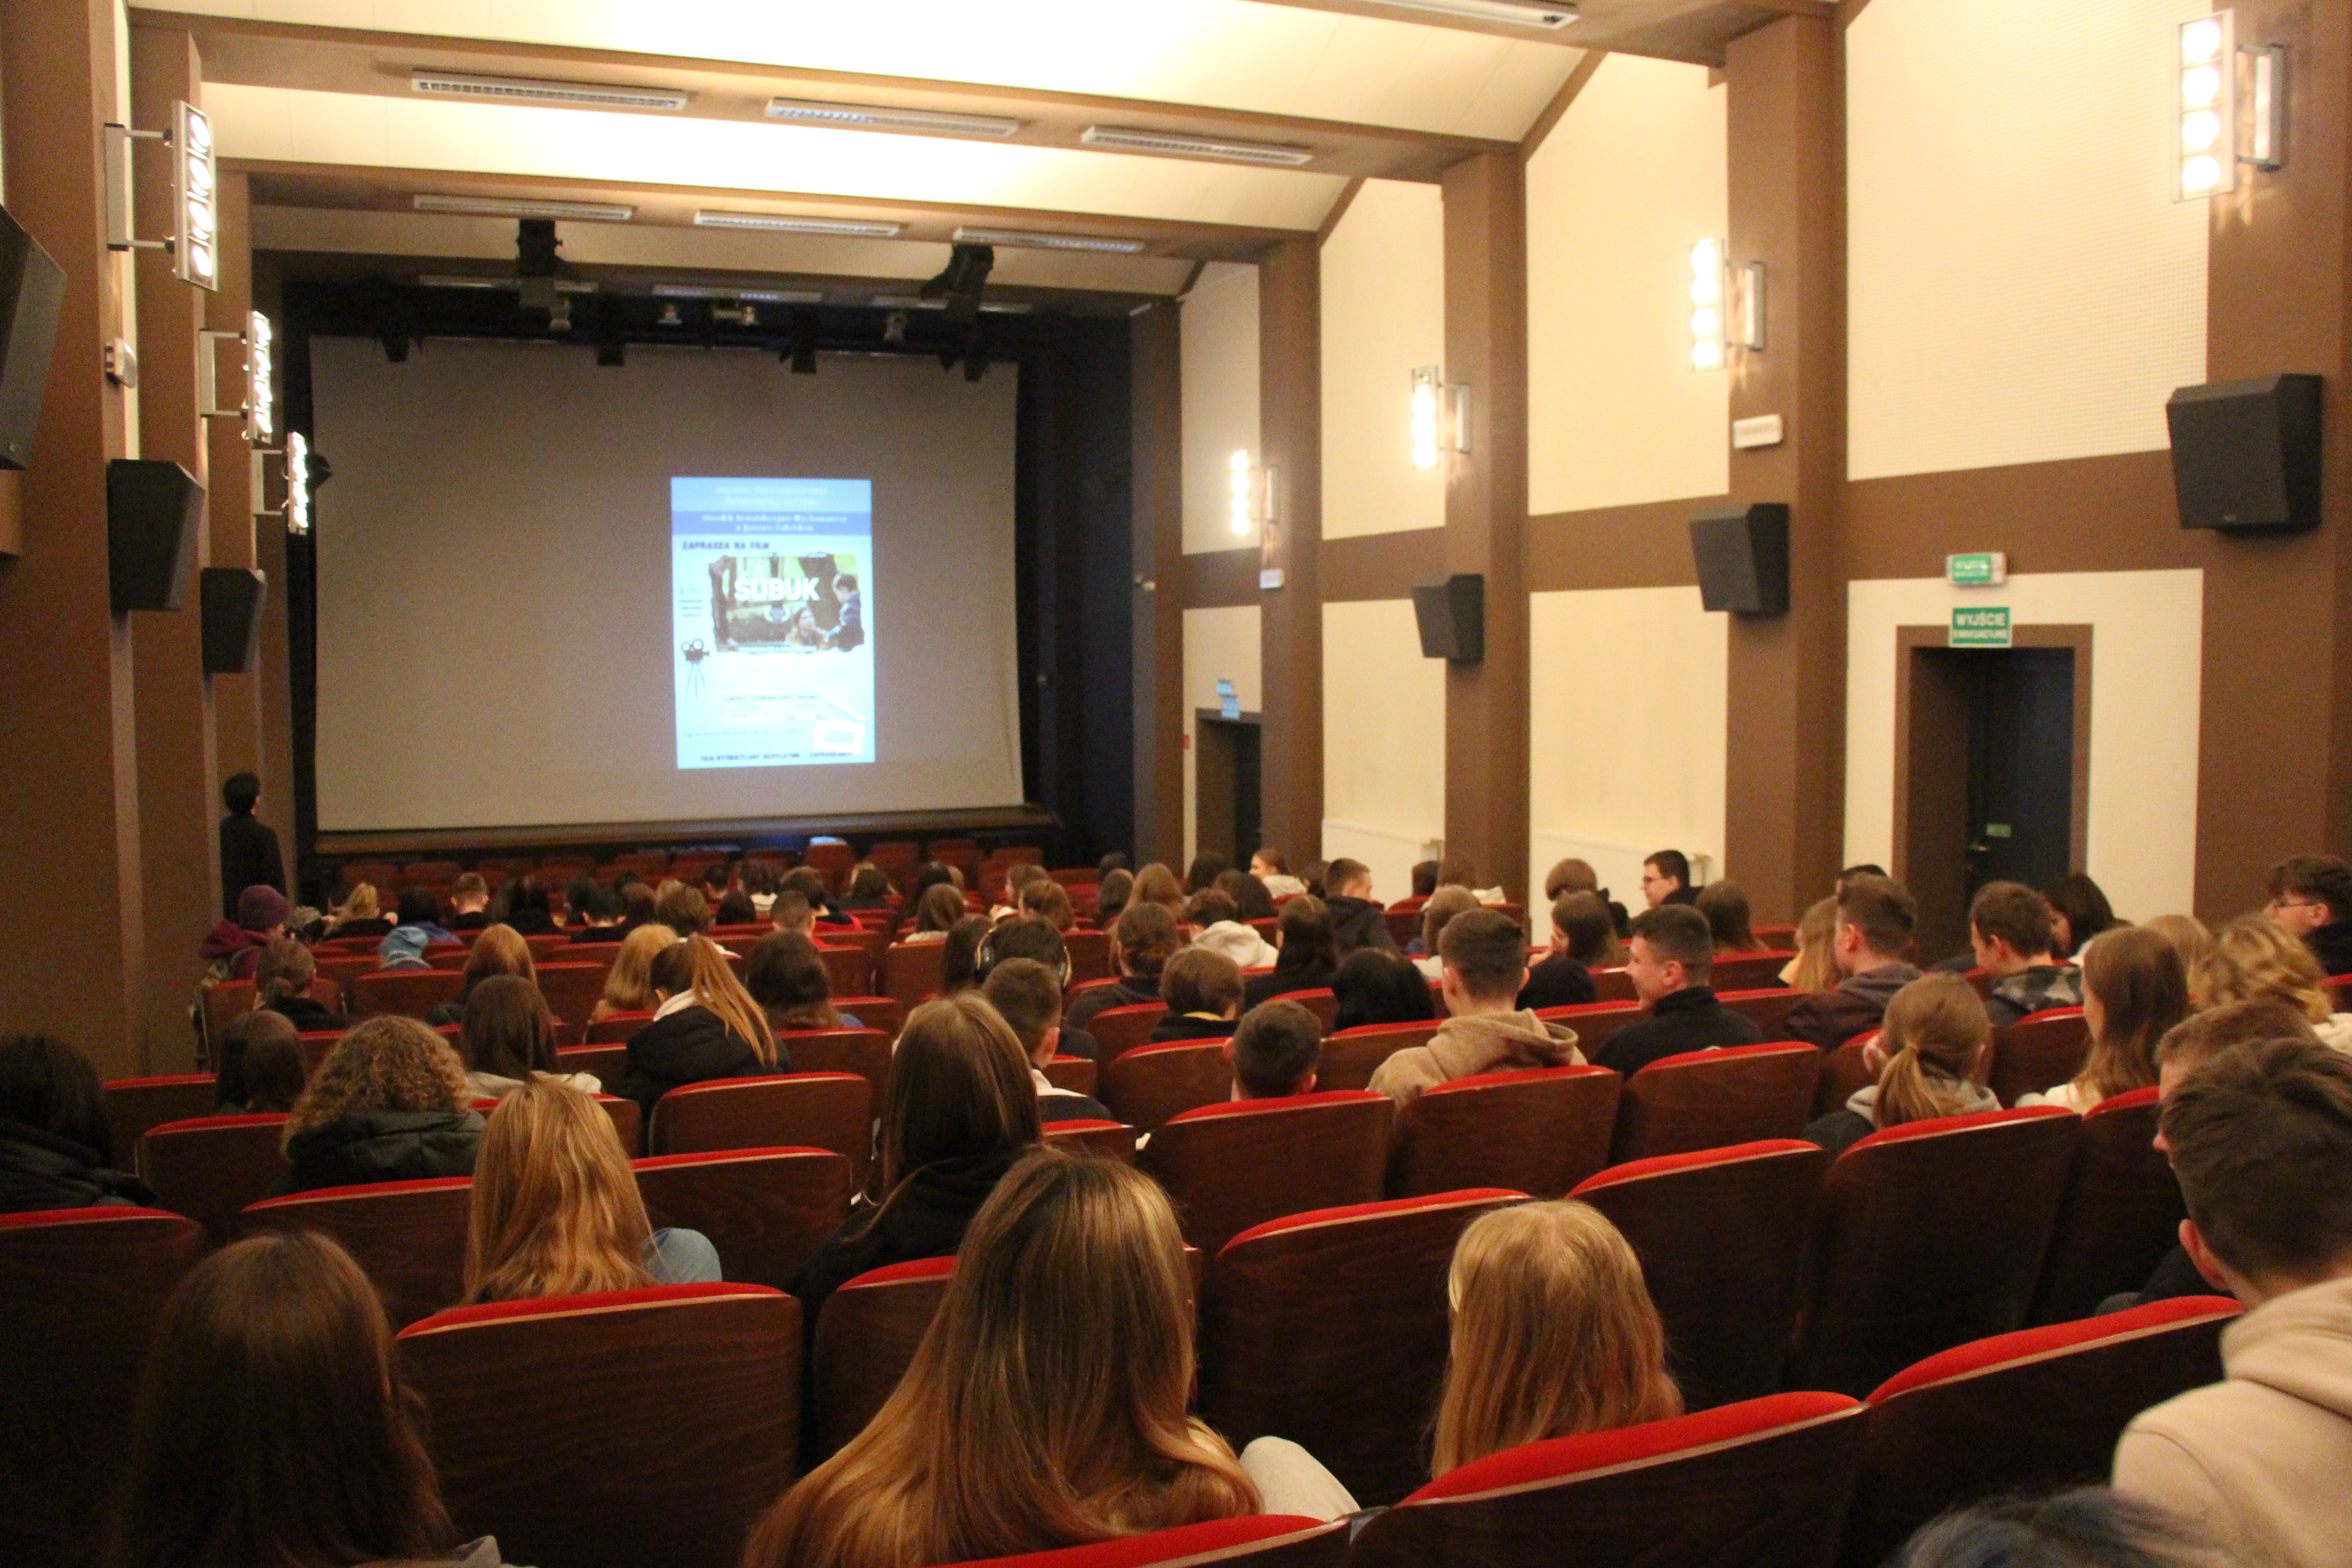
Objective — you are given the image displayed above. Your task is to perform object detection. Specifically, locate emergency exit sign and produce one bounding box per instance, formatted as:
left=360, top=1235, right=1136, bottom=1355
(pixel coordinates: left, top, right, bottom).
left=1946, top=551, right=2007, bottom=586
left=1950, top=606, right=2012, bottom=647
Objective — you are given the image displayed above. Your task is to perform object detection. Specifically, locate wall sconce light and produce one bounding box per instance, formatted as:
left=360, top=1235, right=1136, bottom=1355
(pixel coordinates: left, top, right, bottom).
left=1409, top=365, right=1470, bottom=466
left=251, top=429, right=312, bottom=536
left=201, top=310, right=274, bottom=441
left=2178, top=12, right=2287, bottom=201
left=1690, top=242, right=1765, bottom=369
left=103, top=100, right=217, bottom=290
left=1230, top=448, right=1253, bottom=535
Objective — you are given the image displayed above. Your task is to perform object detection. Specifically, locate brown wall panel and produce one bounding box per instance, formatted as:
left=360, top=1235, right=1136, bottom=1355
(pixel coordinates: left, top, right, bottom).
left=1181, top=545, right=1259, bottom=608
left=1321, top=527, right=1443, bottom=603
left=1257, top=237, right=1323, bottom=859
left=1131, top=300, right=1186, bottom=869
left=1524, top=496, right=1718, bottom=593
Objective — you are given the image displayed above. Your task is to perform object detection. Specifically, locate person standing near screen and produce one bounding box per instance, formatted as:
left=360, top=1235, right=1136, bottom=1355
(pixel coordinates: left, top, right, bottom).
left=217, top=772, right=286, bottom=921
left=828, top=571, right=863, bottom=652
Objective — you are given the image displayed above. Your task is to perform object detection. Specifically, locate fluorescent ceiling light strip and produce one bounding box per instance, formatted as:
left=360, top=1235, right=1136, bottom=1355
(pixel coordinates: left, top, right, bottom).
left=414, top=194, right=635, bottom=222
left=1370, top=0, right=1577, bottom=28
left=693, top=210, right=905, bottom=238
left=870, top=295, right=949, bottom=309
left=1078, top=125, right=1314, bottom=167
left=652, top=284, right=825, bottom=303
left=766, top=97, right=1021, bottom=137
left=416, top=274, right=598, bottom=293
left=411, top=71, right=689, bottom=112
left=951, top=225, right=1146, bottom=254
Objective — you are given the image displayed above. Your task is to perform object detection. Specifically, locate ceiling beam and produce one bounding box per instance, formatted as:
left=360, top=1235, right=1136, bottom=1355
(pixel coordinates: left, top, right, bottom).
left=1246, top=0, right=1833, bottom=64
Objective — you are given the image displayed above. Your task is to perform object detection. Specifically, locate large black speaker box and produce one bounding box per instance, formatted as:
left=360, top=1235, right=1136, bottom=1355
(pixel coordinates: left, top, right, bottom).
left=0, top=206, right=67, bottom=471
left=200, top=567, right=267, bottom=675
left=1413, top=573, right=1484, bottom=663
left=107, top=459, right=204, bottom=612
left=1690, top=503, right=1790, bottom=615
left=2166, top=374, right=2323, bottom=530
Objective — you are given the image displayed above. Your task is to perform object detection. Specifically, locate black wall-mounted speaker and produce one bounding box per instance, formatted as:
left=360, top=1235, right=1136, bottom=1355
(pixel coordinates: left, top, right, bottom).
left=200, top=566, right=268, bottom=675
left=2166, top=374, right=2323, bottom=530
left=1413, top=573, right=1485, bottom=663
left=0, top=206, right=66, bottom=472
left=1690, top=503, right=1790, bottom=616
left=107, top=459, right=204, bottom=612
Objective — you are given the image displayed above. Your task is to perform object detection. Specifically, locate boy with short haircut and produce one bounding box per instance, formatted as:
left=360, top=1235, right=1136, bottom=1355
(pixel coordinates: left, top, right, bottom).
left=1641, top=849, right=1695, bottom=909
left=2113, top=1038, right=2352, bottom=1566
left=769, top=892, right=816, bottom=937
left=2268, top=854, right=2352, bottom=980
left=446, top=872, right=493, bottom=932
left=1321, top=858, right=1398, bottom=956
left=1151, top=946, right=1245, bottom=1044
left=569, top=885, right=625, bottom=943
left=1593, top=904, right=1764, bottom=1077
left=1782, top=876, right=1924, bottom=1050
left=981, top=958, right=1112, bottom=1123
left=1968, top=881, right=2081, bottom=1027
left=1367, top=909, right=1583, bottom=1106
left=1227, top=1000, right=1322, bottom=1100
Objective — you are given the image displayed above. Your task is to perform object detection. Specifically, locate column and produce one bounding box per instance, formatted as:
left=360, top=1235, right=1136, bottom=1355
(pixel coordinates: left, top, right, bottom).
left=1257, top=237, right=1323, bottom=860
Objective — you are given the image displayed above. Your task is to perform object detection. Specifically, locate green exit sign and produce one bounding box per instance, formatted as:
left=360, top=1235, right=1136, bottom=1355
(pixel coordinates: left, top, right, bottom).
left=1946, top=551, right=2008, bottom=586
left=1951, top=606, right=2011, bottom=647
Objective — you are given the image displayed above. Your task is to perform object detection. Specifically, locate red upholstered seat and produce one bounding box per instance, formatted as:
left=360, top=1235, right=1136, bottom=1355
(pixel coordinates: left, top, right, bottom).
left=1039, top=1054, right=1098, bottom=1097
left=2029, top=1086, right=2186, bottom=1323
left=779, top=1027, right=891, bottom=1113
left=1089, top=1002, right=1169, bottom=1067
left=1101, top=1040, right=1232, bottom=1132
left=1710, top=953, right=1798, bottom=991
left=810, top=1255, right=956, bottom=1459
left=1138, top=1092, right=1394, bottom=1255
left=1319, top=1019, right=1444, bottom=1092
left=1813, top=1037, right=1877, bottom=1116
left=881, top=941, right=946, bottom=1012
left=1839, top=1296, right=2239, bottom=1567
left=2332, top=973, right=2352, bottom=1012
left=594, top=1094, right=642, bottom=1158
left=933, top=1515, right=1348, bottom=1568
left=1063, top=927, right=1112, bottom=984
left=634, top=1146, right=854, bottom=1292
left=1718, top=986, right=1804, bottom=1039
left=399, top=1283, right=799, bottom=1568
left=1287, top=988, right=1338, bottom=1034
left=552, top=941, right=622, bottom=965
left=238, top=1176, right=473, bottom=1329
left=581, top=1012, right=653, bottom=1045
left=1588, top=967, right=1638, bottom=1004
left=555, top=1043, right=631, bottom=1084
left=837, top=994, right=904, bottom=1040
left=104, top=1073, right=219, bottom=1159
left=1387, top=1066, right=1619, bottom=1200
left=1348, top=1391, right=1867, bottom=1568
left=648, top=1073, right=872, bottom=1181
left=1988, top=1007, right=2091, bottom=1106
left=1572, top=1140, right=1828, bottom=1408
left=1789, top=1108, right=2080, bottom=1397
left=352, top=966, right=465, bottom=1019
left=1609, top=1042, right=1822, bottom=1163
left=812, top=942, right=872, bottom=997
left=139, top=1112, right=291, bottom=1241
left=534, top=962, right=607, bottom=1029
left=1042, top=1119, right=1138, bottom=1162
left=1533, top=1000, right=1644, bottom=1054
left=202, top=977, right=254, bottom=1037
left=0, top=1207, right=207, bottom=1568
left=1383, top=905, right=1421, bottom=946
left=1200, top=1190, right=1526, bottom=1505
left=521, top=934, right=571, bottom=961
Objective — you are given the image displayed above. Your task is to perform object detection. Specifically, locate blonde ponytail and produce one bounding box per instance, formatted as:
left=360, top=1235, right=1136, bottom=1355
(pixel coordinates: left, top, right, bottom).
left=1872, top=974, right=1990, bottom=1130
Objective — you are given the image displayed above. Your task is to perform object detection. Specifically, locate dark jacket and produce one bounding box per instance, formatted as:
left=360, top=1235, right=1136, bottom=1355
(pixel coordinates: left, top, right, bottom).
left=1063, top=975, right=1161, bottom=1035
left=1244, top=960, right=1339, bottom=1011
left=498, top=908, right=560, bottom=936
left=1517, top=953, right=1598, bottom=1011
left=329, top=916, right=394, bottom=939
left=1595, top=987, right=1767, bottom=1078
left=1326, top=896, right=1398, bottom=956
left=0, top=1118, right=154, bottom=1214
left=267, top=995, right=347, bottom=1034
left=1664, top=886, right=1700, bottom=907
left=274, top=1109, right=484, bottom=1195
left=446, top=910, right=491, bottom=931
left=1039, top=1089, right=1115, bottom=1124
left=1148, top=1014, right=1239, bottom=1045
left=787, top=1146, right=1025, bottom=1338
left=2308, top=921, right=2352, bottom=982
left=1984, top=963, right=2083, bottom=1029
left=1052, top=1026, right=1099, bottom=1063
left=218, top=812, right=286, bottom=921
left=615, top=1004, right=779, bottom=1116
left=1783, top=962, right=1924, bottom=1050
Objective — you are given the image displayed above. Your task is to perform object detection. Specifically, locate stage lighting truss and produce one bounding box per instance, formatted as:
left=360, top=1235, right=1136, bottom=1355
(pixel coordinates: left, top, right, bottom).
left=102, top=99, right=217, bottom=290
left=199, top=310, right=274, bottom=443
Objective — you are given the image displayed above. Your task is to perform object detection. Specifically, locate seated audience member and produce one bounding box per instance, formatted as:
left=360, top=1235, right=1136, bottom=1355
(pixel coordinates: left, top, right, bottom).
left=1641, top=849, right=1698, bottom=910
left=1839, top=863, right=1890, bottom=891
left=1411, top=886, right=1482, bottom=974
left=1546, top=856, right=1632, bottom=941
left=839, top=863, right=895, bottom=911
left=983, top=957, right=1113, bottom=1123
left=785, top=864, right=857, bottom=928
left=1518, top=892, right=1603, bottom=1010
left=379, top=885, right=456, bottom=970
left=496, top=875, right=561, bottom=936
left=2021, top=926, right=2189, bottom=1113
left=1410, top=859, right=1441, bottom=900
left=746, top=929, right=857, bottom=1034
left=1093, top=867, right=1135, bottom=929
left=0, top=1033, right=152, bottom=1212
left=653, top=880, right=711, bottom=937
left=768, top=890, right=818, bottom=938
left=1695, top=879, right=1769, bottom=955
left=1132, top=862, right=1187, bottom=920
left=461, top=1079, right=718, bottom=1302
left=1889, top=1490, right=2205, bottom=1568
left=107, top=1229, right=523, bottom=1568
left=426, top=923, right=533, bottom=1026
left=617, top=878, right=657, bottom=933
left=562, top=873, right=599, bottom=932
left=1184, top=853, right=1230, bottom=895
left=213, top=1009, right=305, bottom=1114
left=1150, top=947, right=1245, bottom=1044
left=2267, top=854, right=2352, bottom=981
left=903, top=882, right=968, bottom=944
left=1067, top=903, right=1181, bottom=1033
left=1333, top=947, right=1439, bottom=1032
left=992, top=862, right=1049, bottom=921
left=1781, top=895, right=1840, bottom=991
left=1098, top=852, right=1132, bottom=878
left=938, top=915, right=993, bottom=996
left=1369, top=910, right=1585, bottom=1107
left=981, top=918, right=1093, bottom=1058
left=1215, top=867, right=1277, bottom=922
left=699, top=862, right=735, bottom=906
left=1783, top=876, right=1924, bottom=1050
left=564, top=883, right=626, bottom=944
left=216, top=769, right=286, bottom=921
left=1430, top=1201, right=1681, bottom=1476
left=459, top=975, right=598, bottom=1097
left=1184, top=887, right=1277, bottom=969
left=1300, top=860, right=1331, bottom=899
left=749, top=1151, right=1352, bottom=1568
left=1438, top=853, right=1506, bottom=906
left=253, top=937, right=343, bottom=1033
left=715, top=879, right=759, bottom=928
left=2112, top=1038, right=2352, bottom=1567
left=324, top=882, right=392, bottom=940
left=2043, top=871, right=2122, bottom=959
left=276, top=1018, right=484, bottom=1195
left=615, top=935, right=786, bottom=1116
left=2199, top=915, right=2352, bottom=1050
left=201, top=884, right=292, bottom=983
left=2145, top=913, right=2213, bottom=990
left=591, top=922, right=673, bottom=1024
left=1242, top=896, right=1341, bottom=1010
left=446, top=872, right=493, bottom=931
left=1250, top=847, right=1307, bottom=900
left=1017, top=877, right=1075, bottom=933
left=1322, top=858, right=1398, bottom=956
left=1227, top=1000, right=1321, bottom=1099
left=1969, top=881, right=2082, bottom=1026
left=908, top=861, right=958, bottom=903
left=786, top=995, right=1042, bottom=1332
left=1593, top=905, right=1766, bottom=1078
left=1801, top=974, right=1996, bottom=1158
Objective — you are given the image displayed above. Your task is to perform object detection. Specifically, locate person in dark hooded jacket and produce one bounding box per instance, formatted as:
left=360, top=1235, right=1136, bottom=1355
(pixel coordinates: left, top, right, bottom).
left=1321, top=858, right=1399, bottom=957
left=199, top=884, right=292, bottom=984
left=272, top=1017, right=483, bottom=1196
left=615, top=935, right=787, bottom=1117
left=0, top=1033, right=153, bottom=1213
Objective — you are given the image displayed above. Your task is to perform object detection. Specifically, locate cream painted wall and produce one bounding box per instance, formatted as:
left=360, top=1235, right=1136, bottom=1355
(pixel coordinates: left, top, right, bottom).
left=1181, top=263, right=1263, bottom=556
left=1847, top=0, right=2207, bottom=479
left=1182, top=605, right=1262, bottom=869
left=1527, top=587, right=1728, bottom=904
left=1321, top=180, right=1447, bottom=540
left=1322, top=598, right=1447, bottom=902
left=1525, top=55, right=1728, bottom=518
left=1843, top=571, right=2203, bottom=921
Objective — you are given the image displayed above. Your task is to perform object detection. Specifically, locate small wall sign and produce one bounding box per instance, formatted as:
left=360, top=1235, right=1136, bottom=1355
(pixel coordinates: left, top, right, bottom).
left=1216, top=679, right=1240, bottom=720
left=1950, top=606, right=2012, bottom=647
left=1946, top=551, right=2008, bottom=586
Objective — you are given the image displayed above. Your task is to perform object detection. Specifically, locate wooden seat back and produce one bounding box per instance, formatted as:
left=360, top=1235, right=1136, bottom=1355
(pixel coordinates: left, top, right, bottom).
left=237, top=1176, right=474, bottom=1328
left=647, top=1073, right=871, bottom=1182
left=2028, top=1086, right=2185, bottom=1323
left=139, top=1112, right=290, bottom=1241
left=1101, top=1040, right=1232, bottom=1131
left=633, top=1146, right=855, bottom=1292
left=1388, top=1066, right=1620, bottom=1200
left=1138, top=1092, right=1394, bottom=1255
left=1610, top=1042, right=1822, bottom=1163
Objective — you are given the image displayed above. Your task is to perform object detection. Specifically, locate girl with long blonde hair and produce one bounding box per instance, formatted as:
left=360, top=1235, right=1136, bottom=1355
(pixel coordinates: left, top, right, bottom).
left=1802, top=973, right=1996, bottom=1158
left=610, top=935, right=781, bottom=1116
left=2198, top=914, right=2352, bottom=1048
left=1431, top=1200, right=1681, bottom=1475
left=2022, top=926, right=2190, bottom=1112
left=593, top=923, right=675, bottom=1022
left=462, top=1079, right=717, bottom=1303
left=1782, top=896, right=1840, bottom=991
left=745, top=1150, right=1267, bottom=1568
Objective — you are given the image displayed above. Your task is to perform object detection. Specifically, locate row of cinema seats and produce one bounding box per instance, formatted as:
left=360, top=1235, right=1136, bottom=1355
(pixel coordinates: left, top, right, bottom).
left=0, top=1189, right=2235, bottom=1568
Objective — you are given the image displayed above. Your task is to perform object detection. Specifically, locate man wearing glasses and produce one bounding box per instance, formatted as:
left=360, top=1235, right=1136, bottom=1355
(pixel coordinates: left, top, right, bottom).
left=1639, top=849, right=1699, bottom=910
left=2267, top=855, right=2352, bottom=980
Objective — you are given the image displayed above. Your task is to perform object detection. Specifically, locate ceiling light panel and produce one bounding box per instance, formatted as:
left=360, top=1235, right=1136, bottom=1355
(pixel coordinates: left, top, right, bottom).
left=693, top=210, right=905, bottom=238
left=952, top=226, right=1147, bottom=254
left=1079, top=125, right=1315, bottom=167
left=1371, top=0, right=1577, bottom=28
left=412, top=72, right=690, bottom=112
left=766, top=98, right=1022, bottom=137
left=412, top=194, right=635, bottom=222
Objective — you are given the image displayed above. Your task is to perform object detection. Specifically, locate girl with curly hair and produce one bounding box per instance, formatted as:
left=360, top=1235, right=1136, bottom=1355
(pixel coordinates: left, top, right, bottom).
left=274, top=1017, right=482, bottom=1195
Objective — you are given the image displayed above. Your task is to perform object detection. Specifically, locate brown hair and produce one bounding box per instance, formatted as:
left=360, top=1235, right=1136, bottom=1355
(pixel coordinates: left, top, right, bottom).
left=252, top=938, right=316, bottom=1008
left=1181, top=888, right=1239, bottom=931
left=2156, top=998, right=2319, bottom=1071
left=286, top=1017, right=468, bottom=1146
left=461, top=923, right=536, bottom=990
left=656, top=881, right=711, bottom=936
left=1436, top=854, right=1479, bottom=891
left=1230, top=1001, right=1321, bottom=1098
left=1838, top=875, right=1917, bottom=960
left=1132, top=862, right=1185, bottom=916
left=1113, top=901, right=1181, bottom=981
left=742, top=1150, right=1255, bottom=1568
left=1160, top=946, right=1243, bottom=1018
left=2165, top=1038, right=2352, bottom=1278
left=1788, top=896, right=1841, bottom=993
left=915, top=883, right=968, bottom=935
left=105, top=1230, right=454, bottom=1568
left=463, top=1080, right=655, bottom=1303
left=1420, top=886, right=1482, bottom=959
left=649, top=936, right=778, bottom=1068
left=460, top=974, right=560, bottom=1083
left=1325, top=858, right=1372, bottom=897
left=2268, top=854, right=2352, bottom=924
left=600, top=924, right=674, bottom=1014
left=2142, top=914, right=2212, bottom=990
left=2199, top=915, right=2337, bottom=1024
left=1253, top=847, right=1289, bottom=875
left=1969, top=881, right=2057, bottom=958
left=1553, top=891, right=1622, bottom=970
left=1020, top=880, right=1074, bottom=931
left=213, top=1009, right=304, bottom=1114
left=1544, top=858, right=1600, bottom=900
left=868, top=994, right=1040, bottom=1205
left=1873, top=974, right=1992, bottom=1130
left=1431, top=1201, right=1680, bottom=1475
left=1268, top=895, right=1337, bottom=975
left=1695, top=880, right=1764, bottom=953
left=745, top=930, right=843, bottom=1033
left=981, top=958, right=1062, bottom=1060
left=2076, top=926, right=2190, bottom=1101
left=1440, top=908, right=1528, bottom=1003
left=1628, top=903, right=1712, bottom=977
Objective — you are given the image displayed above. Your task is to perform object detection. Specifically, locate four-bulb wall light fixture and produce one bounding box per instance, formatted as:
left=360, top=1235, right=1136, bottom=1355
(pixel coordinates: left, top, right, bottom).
left=2177, top=11, right=2286, bottom=201
left=1688, top=240, right=1764, bottom=372
left=1409, top=367, right=1469, bottom=469
left=198, top=311, right=309, bottom=534
left=1228, top=450, right=1279, bottom=537
left=103, top=100, right=217, bottom=290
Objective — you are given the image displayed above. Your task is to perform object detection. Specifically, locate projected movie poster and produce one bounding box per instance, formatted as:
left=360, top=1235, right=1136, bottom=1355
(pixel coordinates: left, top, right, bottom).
left=671, top=477, right=874, bottom=770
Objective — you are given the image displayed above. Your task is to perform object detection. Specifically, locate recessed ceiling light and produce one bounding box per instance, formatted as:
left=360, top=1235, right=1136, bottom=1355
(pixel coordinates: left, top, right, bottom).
left=1371, top=0, right=1577, bottom=28
left=1078, top=125, right=1314, bottom=167
left=766, top=98, right=1022, bottom=137
left=413, top=194, right=634, bottom=222
left=410, top=71, right=690, bottom=112
left=693, top=210, right=906, bottom=238
left=951, top=225, right=1147, bottom=255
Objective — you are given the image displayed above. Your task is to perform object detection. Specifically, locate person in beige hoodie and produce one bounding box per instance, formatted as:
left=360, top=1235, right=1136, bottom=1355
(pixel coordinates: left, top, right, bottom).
left=1369, top=908, right=1583, bottom=1106
left=2112, top=1035, right=2352, bottom=1568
